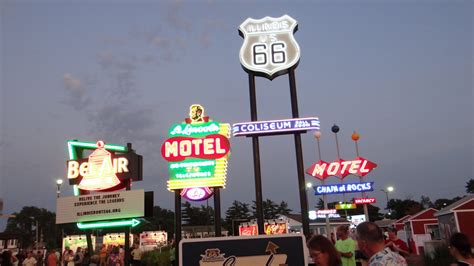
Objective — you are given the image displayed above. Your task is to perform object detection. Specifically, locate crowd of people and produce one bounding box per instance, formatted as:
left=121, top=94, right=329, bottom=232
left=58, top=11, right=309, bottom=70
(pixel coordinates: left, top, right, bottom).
left=307, top=221, right=474, bottom=266
left=0, top=243, right=143, bottom=266
left=1, top=224, right=473, bottom=266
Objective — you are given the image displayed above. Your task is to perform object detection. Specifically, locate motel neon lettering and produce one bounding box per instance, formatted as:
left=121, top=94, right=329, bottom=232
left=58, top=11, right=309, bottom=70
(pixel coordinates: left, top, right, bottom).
left=306, top=157, right=377, bottom=179
left=161, top=134, right=230, bottom=162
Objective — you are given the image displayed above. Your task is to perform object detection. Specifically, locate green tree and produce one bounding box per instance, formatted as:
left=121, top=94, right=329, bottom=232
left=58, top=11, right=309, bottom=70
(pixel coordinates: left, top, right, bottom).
left=466, top=179, right=474, bottom=194
left=134, top=206, right=175, bottom=237
left=315, top=198, right=325, bottom=210
left=420, top=195, right=435, bottom=209
left=224, top=201, right=252, bottom=235
left=387, top=199, right=423, bottom=219
left=434, top=197, right=463, bottom=210
left=276, top=201, right=292, bottom=216
left=252, top=199, right=279, bottom=220
left=5, top=206, right=57, bottom=248
left=181, top=201, right=214, bottom=226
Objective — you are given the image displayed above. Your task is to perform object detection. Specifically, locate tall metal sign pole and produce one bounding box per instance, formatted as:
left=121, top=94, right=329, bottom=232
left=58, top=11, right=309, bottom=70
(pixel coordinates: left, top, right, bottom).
left=238, top=15, right=311, bottom=237
left=162, top=105, right=231, bottom=265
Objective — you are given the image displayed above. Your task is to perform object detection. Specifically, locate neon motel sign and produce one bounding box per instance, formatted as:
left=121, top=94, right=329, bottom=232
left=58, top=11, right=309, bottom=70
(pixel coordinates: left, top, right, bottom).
left=306, top=157, right=377, bottom=180
left=313, top=182, right=374, bottom=195
left=161, top=105, right=231, bottom=199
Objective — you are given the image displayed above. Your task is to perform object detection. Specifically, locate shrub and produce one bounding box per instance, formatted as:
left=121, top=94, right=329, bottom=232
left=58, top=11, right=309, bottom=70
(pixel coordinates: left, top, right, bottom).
left=140, top=247, right=172, bottom=266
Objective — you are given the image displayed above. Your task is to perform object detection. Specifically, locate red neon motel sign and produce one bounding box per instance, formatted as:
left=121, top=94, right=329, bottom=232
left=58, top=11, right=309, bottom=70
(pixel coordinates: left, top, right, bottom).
left=306, top=157, right=377, bottom=180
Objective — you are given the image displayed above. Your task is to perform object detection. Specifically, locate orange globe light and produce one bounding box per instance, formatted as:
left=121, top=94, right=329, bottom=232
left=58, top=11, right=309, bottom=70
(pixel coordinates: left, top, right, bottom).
left=314, top=131, right=321, bottom=140
left=351, top=131, right=360, bottom=141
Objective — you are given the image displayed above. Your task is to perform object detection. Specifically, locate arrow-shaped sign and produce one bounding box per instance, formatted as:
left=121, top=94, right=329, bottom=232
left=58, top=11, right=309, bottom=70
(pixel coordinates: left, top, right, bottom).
left=77, top=218, right=141, bottom=229
left=265, top=241, right=279, bottom=254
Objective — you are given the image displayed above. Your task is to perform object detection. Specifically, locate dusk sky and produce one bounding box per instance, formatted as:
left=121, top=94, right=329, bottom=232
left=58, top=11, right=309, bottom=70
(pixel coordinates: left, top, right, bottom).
left=0, top=0, right=472, bottom=230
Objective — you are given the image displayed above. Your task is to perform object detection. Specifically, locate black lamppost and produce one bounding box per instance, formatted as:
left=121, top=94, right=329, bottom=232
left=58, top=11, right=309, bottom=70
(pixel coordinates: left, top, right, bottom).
left=381, top=186, right=394, bottom=216
left=56, top=179, right=63, bottom=198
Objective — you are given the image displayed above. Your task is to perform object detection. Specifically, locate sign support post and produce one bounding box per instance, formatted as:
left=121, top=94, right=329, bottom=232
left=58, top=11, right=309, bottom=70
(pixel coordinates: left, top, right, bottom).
left=213, top=188, right=222, bottom=236
left=124, top=228, right=130, bottom=266
left=288, top=68, right=309, bottom=237
left=174, top=189, right=181, bottom=265
left=86, top=231, right=93, bottom=255
left=248, top=72, right=265, bottom=235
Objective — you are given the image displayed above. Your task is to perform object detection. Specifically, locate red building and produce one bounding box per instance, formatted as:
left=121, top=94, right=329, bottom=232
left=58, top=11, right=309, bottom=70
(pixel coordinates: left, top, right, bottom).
left=434, top=195, right=474, bottom=244
left=393, top=215, right=411, bottom=231
left=404, top=208, right=439, bottom=255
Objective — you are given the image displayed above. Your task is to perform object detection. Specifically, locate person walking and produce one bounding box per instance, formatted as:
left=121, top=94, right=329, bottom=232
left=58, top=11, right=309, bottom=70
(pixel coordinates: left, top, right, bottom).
left=21, top=252, right=36, bottom=266
left=46, top=250, right=58, bottom=266
left=384, top=228, right=410, bottom=258
left=335, top=225, right=356, bottom=266
left=130, top=244, right=141, bottom=266
left=65, top=251, right=74, bottom=266
left=356, top=222, right=407, bottom=266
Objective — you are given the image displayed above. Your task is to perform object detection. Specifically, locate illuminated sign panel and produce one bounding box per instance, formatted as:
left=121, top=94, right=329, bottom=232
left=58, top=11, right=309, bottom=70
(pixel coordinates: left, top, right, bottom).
left=162, top=105, right=231, bottom=191
left=264, top=222, right=288, bottom=235
left=313, top=182, right=374, bottom=195
left=350, top=215, right=366, bottom=228
left=140, top=231, right=168, bottom=251
left=306, top=157, right=377, bottom=180
left=66, top=140, right=142, bottom=192
left=62, top=235, right=96, bottom=253
left=308, top=210, right=341, bottom=219
left=181, top=187, right=213, bottom=201
left=316, top=209, right=337, bottom=215
left=354, top=198, right=376, bottom=204
left=239, top=224, right=259, bottom=236
left=335, top=203, right=357, bottom=210
left=232, top=117, right=320, bottom=137
left=239, top=15, right=300, bottom=80
left=56, top=189, right=145, bottom=224
left=103, top=233, right=135, bottom=247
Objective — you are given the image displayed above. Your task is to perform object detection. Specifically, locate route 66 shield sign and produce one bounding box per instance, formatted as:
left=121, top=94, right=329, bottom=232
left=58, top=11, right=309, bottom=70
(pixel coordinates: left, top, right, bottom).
left=239, top=15, right=301, bottom=80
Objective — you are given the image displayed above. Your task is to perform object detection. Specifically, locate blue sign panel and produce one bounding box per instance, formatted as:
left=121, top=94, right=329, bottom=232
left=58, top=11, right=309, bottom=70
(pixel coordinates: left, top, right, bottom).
left=232, top=117, right=320, bottom=137
left=314, top=182, right=374, bottom=195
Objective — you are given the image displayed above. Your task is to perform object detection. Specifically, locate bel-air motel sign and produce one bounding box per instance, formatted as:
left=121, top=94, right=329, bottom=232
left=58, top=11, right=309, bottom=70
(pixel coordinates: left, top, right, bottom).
left=239, top=15, right=300, bottom=80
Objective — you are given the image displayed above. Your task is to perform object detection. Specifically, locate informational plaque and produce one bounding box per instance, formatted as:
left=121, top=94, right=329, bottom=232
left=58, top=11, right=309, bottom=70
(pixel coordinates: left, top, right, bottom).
left=56, top=189, right=144, bottom=224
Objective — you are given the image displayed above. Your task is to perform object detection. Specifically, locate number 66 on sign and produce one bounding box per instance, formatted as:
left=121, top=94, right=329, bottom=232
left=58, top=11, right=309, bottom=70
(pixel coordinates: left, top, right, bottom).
left=239, top=15, right=301, bottom=80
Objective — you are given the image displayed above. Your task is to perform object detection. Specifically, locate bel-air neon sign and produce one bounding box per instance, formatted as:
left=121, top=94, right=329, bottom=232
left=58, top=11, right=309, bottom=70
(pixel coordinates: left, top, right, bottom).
left=314, top=182, right=374, bottom=195
left=66, top=140, right=142, bottom=192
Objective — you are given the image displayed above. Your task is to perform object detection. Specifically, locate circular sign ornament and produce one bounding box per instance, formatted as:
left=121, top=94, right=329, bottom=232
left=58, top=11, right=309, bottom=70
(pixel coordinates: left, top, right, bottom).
left=181, top=187, right=214, bottom=201
left=239, top=14, right=300, bottom=80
